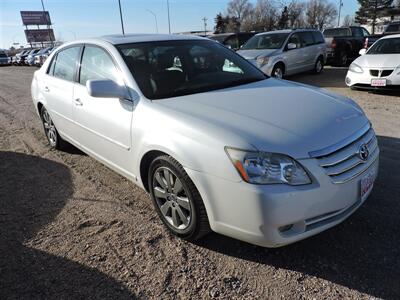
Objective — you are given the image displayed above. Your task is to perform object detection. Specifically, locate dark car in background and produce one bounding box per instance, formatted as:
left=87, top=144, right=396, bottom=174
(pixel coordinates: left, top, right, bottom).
left=209, top=32, right=256, bottom=50
left=323, top=26, right=370, bottom=66
left=365, top=22, right=400, bottom=48
left=0, top=51, right=11, bottom=66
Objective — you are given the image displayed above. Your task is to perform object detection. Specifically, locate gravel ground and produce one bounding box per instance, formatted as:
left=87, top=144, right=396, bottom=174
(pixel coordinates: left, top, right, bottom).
left=0, top=66, right=399, bottom=300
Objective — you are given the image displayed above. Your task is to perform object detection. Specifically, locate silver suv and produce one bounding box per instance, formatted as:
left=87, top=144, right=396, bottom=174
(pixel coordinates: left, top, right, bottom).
left=237, top=29, right=327, bottom=78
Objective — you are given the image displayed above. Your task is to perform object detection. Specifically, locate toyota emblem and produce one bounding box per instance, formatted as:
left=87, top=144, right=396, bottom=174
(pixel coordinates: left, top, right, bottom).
left=358, top=144, right=369, bottom=161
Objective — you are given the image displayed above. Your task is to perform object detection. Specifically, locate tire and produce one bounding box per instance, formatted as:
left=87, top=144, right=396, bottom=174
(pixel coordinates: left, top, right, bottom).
left=337, top=50, right=348, bottom=67
left=148, top=155, right=210, bottom=241
left=313, top=57, right=324, bottom=74
left=40, top=106, right=68, bottom=150
left=271, top=63, right=284, bottom=79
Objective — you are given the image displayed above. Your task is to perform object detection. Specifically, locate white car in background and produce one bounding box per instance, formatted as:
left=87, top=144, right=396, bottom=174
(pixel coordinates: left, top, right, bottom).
left=31, top=34, right=378, bottom=248
left=346, top=34, right=400, bottom=90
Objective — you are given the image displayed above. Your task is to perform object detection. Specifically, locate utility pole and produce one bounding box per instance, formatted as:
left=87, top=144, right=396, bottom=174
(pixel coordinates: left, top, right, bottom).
left=118, top=0, right=125, bottom=35
left=337, top=0, right=343, bottom=26
left=167, top=0, right=171, bottom=34
left=202, top=17, right=207, bottom=36
left=40, top=0, right=53, bottom=46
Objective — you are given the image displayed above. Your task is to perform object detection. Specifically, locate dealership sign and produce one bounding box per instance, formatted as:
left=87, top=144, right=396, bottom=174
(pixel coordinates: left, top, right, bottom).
left=21, top=11, right=51, bottom=26
left=24, top=29, right=55, bottom=43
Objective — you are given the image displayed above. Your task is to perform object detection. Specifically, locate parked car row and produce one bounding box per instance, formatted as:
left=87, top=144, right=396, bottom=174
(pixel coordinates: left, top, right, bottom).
left=11, top=47, right=54, bottom=67
left=0, top=50, right=12, bottom=66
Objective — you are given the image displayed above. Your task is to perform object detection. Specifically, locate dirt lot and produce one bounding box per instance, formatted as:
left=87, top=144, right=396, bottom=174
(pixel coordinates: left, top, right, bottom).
left=0, top=66, right=399, bottom=299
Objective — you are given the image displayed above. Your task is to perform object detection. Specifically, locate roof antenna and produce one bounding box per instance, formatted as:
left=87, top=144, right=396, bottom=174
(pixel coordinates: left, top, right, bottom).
left=118, top=0, right=125, bottom=35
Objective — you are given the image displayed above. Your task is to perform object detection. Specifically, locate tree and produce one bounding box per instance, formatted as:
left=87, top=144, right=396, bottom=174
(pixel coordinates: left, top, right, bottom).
left=227, top=0, right=253, bottom=30
left=306, top=0, right=337, bottom=30
left=342, top=14, right=355, bottom=26
left=287, top=0, right=306, bottom=28
left=242, top=0, right=278, bottom=31
left=214, top=13, right=226, bottom=33
left=356, top=0, right=394, bottom=34
left=278, top=6, right=289, bottom=29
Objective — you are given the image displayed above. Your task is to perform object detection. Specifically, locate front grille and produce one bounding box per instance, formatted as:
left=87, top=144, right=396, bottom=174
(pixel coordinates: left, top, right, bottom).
left=370, top=70, right=379, bottom=76
left=315, top=127, right=379, bottom=184
left=369, top=69, right=394, bottom=77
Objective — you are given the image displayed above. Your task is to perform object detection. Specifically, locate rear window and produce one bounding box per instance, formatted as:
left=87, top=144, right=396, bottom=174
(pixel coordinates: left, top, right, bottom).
left=324, top=28, right=350, bottom=37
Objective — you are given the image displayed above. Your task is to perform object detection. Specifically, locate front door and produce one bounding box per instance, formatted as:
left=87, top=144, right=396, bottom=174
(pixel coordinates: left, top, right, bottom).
left=72, top=45, right=134, bottom=175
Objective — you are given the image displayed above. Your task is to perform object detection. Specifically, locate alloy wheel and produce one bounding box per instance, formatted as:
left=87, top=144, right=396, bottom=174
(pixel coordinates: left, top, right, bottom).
left=152, top=166, right=191, bottom=230
left=273, top=67, right=283, bottom=79
left=42, top=109, right=57, bottom=147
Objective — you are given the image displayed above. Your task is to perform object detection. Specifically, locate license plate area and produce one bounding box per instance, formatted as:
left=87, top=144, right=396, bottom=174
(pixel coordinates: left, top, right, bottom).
left=371, top=79, right=387, bottom=87
left=360, top=170, right=375, bottom=202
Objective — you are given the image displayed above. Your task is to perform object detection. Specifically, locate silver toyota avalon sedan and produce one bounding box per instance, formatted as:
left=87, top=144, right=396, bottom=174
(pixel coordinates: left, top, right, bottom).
left=31, top=34, right=379, bottom=247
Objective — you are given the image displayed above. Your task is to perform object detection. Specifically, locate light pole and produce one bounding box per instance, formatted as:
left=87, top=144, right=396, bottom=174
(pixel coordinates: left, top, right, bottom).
left=167, top=0, right=171, bottom=34
left=118, top=0, right=125, bottom=35
left=202, top=17, right=207, bottom=36
left=147, top=9, right=158, bottom=33
left=337, top=0, right=343, bottom=26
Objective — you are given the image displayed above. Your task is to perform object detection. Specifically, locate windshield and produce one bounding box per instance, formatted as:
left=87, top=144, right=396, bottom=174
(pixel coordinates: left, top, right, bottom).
left=323, top=28, right=350, bottom=37
left=368, top=38, right=400, bottom=54
left=117, top=40, right=266, bottom=100
left=241, top=33, right=288, bottom=50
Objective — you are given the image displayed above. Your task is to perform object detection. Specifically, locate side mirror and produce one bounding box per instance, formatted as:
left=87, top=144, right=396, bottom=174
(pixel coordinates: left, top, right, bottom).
left=287, top=43, right=297, bottom=50
left=359, top=48, right=367, bottom=56
left=86, top=79, right=130, bottom=99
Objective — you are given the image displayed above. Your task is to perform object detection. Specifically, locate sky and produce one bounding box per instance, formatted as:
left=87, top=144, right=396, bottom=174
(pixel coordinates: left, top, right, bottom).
left=0, top=0, right=359, bottom=49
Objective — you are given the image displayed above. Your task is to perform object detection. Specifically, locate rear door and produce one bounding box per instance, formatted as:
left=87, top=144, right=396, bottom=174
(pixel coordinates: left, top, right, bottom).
left=42, top=46, right=81, bottom=138
left=299, top=31, right=316, bottom=69
left=72, top=45, right=134, bottom=174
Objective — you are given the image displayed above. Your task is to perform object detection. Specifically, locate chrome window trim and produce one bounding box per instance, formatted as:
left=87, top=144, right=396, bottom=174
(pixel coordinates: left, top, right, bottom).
left=308, top=122, right=371, bottom=158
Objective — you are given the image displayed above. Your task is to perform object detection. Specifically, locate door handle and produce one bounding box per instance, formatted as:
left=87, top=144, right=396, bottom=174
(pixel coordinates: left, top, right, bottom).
left=44, top=86, right=50, bottom=92
left=74, top=98, right=83, bottom=106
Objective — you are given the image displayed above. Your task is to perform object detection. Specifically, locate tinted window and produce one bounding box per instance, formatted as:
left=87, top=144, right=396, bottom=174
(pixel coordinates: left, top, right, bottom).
left=79, top=46, right=119, bottom=85
left=118, top=40, right=265, bottom=100
left=241, top=33, right=289, bottom=50
left=51, top=47, right=80, bottom=81
left=352, top=27, right=363, bottom=37
left=323, top=28, right=351, bottom=37
left=362, top=28, right=370, bottom=36
left=288, top=33, right=302, bottom=48
left=312, top=31, right=325, bottom=44
left=224, top=36, right=240, bottom=50
left=385, top=24, right=400, bottom=33
left=299, top=32, right=314, bottom=46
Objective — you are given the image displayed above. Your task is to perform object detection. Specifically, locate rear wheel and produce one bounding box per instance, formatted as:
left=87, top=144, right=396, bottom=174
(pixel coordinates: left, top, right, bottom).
left=337, top=50, right=348, bottom=66
left=148, top=155, right=210, bottom=241
left=313, top=57, right=324, bottom=74
left=40, top=106, right=67, bottom=150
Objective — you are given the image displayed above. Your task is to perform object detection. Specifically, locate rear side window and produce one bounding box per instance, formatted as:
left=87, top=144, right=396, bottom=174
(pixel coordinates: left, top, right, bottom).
left=50, top=47, right=80, bottom=81
left=299, top=32, right=315, bottom=47
left=79, top=46, right=119, bottom=86
left=352, top=27, right=363, bottom=37
left=312, top=31, right=325, bottom=44
left=323, top=28, right=350, bottom=37
left=386, top=24, right=400, bottom=33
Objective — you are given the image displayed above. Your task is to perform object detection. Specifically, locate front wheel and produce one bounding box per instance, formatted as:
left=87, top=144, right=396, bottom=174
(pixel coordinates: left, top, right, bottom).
left=148, top=155, right=210, bottom=241
left=313, top=57, right=324, bottom=74
left=271, top=64, right=284, bottom=79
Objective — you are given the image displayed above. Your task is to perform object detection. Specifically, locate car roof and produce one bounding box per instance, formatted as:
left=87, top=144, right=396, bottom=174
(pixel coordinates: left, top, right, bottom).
left=256, top=29, right=318, bottom=36
left=100, top=33, right=206, bottom=45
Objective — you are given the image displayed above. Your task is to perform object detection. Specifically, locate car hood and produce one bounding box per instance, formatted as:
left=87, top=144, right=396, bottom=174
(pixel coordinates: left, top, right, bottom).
left=155, top=79, right=368, bottom=159
left=237, top=49, right=279, bottom=60
left=355, top=54, right=400, bottom=68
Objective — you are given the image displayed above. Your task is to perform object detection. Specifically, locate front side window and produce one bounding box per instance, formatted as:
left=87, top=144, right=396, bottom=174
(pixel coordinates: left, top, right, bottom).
left=117, top=40, right=266, bottom=100
left=241, top=33, right=289, bottom=50
left=323, top=28, right=350, bottom=37
left=51, top=47, right=80, bottom=81
left=367, top=38, right=400, bottom=54
left=385, top=24, right=400, bottom=33
left=79, top=46, right=119, bottom=86
left=362, top=28, right=370, bottom=37
left=288, top=33, right=302, bottom=48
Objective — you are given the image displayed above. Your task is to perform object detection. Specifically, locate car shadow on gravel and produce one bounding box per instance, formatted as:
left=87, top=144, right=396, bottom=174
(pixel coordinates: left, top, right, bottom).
left=195, top=135, right=400, bottom=299
left=0, top=151, right=134, bottom=299
left=287, top=67, right=349, bottom=89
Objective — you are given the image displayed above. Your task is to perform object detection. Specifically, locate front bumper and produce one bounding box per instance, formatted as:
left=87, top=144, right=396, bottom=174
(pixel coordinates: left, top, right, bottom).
left=346, top=68, right=400, bottom=89
left=186, top=155, right=379, bottom=248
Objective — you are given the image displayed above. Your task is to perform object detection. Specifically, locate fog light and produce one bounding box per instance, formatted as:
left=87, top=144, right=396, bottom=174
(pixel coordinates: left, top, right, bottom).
left=345, top=77, right=351, bottom=85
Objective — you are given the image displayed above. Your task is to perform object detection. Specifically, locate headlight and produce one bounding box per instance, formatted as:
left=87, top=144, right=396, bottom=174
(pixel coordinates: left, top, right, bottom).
left=349, top=63, right=363, bottom=73
left=225, top=147, right=311, bottom=185
left=256, top=56, right=269, bottom=67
